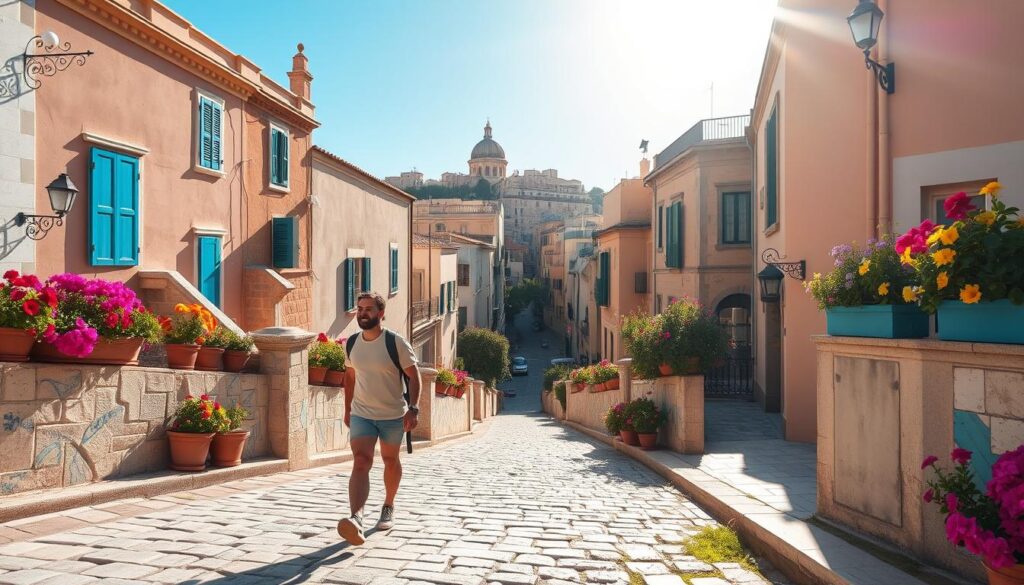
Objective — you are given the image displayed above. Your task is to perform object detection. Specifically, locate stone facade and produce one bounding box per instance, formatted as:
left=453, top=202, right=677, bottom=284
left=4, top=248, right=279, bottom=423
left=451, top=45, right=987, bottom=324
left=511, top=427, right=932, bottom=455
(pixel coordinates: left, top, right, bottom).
left=0, top=0, right=36, bottom=276
left=0, top=363, right=269, bottom=496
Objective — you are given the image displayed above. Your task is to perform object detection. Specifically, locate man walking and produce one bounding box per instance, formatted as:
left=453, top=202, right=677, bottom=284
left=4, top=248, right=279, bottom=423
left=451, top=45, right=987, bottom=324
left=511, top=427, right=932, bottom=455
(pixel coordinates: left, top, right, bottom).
left=338, top=292, right=420, bottom=545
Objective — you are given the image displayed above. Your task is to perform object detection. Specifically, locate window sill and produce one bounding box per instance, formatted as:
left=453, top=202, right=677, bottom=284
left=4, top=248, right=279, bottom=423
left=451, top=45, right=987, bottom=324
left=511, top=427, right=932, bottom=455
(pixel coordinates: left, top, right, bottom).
left=268, top=182, right=290, bottom=195
left=763, top=223, right=780, bottom=237
left=193, top=164, right=225, bottom=179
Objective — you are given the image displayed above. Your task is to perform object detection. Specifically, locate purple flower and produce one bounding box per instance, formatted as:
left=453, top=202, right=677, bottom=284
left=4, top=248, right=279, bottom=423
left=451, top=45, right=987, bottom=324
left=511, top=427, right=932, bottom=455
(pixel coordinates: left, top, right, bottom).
left=844, top=281, right=854, bottom=289
left=845, top=272, right=854, bottom=281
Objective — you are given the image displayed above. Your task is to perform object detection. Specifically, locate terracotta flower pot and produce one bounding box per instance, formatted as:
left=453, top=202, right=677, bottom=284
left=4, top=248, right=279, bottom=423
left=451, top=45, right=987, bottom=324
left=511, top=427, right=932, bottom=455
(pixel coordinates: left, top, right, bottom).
left=605, top=378, right=620, bottom=391
left=455, top=385, right=467, bottom=399
left=223, top=350, right=250, bottom=373
left=210, top=430, right=250, bottom=467
left=573, top=383, right=586, bottom=393
left=33, top=337, right=144, bottom=365
left=638, top=433, right=658, bottom=450
left=309, top=366, right=327, bottom=385
left=986, top=562, right=1024, bottom=585
left=195, top=347, right=225, bottom=371
left=0, top=327, right=35, bottom=362
left=165, top=343, right=200, bottom=370
left=325, top=369, right=345, bottom=387
left=590, top=382, right=606, bottom=393
left=620, top=430, right=640, bottom=446
left=658, top=363, right=673, bottom=377
left=435, top=381, right=449, bottom=395
left=446, top=385, right=458, bottom=397
left=166, top=430, right=215, bottom=471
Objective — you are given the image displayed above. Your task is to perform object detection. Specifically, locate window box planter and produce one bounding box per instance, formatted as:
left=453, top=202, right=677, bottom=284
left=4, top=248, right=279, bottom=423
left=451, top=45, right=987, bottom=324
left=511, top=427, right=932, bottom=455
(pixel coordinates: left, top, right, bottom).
left=324, top=369, right=345, bottom=387
left=309, top=366, right=328, bottom=385
left=0, top=328, right=36, bottom=362
left=195, top=347, right=225, bottom=371
left=937, top=300, right=1024, bottom=344
left=32, top=337, right=145, bottom=366
left=826, top=305, right=930, bottom=339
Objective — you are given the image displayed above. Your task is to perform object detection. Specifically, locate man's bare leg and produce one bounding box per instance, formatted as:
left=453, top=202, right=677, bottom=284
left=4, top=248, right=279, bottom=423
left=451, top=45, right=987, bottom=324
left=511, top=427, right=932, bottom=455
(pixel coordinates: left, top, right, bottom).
left=377, top=441, right=402, bottom=530
left=338, top=436, right=376, bottom=544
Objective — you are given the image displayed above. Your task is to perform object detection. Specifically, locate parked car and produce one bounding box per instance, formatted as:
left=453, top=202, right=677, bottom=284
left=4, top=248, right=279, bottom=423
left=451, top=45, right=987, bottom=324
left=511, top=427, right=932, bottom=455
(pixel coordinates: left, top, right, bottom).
left=511, top=356, right=528, bottom=376
left=550, top=357, right=577, bottom=367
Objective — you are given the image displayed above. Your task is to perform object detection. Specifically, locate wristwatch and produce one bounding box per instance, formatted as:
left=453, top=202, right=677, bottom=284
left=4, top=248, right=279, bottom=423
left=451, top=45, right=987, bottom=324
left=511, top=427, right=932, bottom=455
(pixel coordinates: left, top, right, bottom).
left=408, top=406, right=420, bottom=415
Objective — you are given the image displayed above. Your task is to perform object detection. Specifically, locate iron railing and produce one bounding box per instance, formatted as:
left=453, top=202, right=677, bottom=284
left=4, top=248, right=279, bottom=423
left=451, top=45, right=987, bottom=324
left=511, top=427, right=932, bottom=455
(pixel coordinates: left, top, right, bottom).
left=704, top=356, right=754, bottom=400
left=414, top=202, right=500, bottom=216
left=654, top=114, right=750, bottom=172
left=411, top=298, right=435, bottom=326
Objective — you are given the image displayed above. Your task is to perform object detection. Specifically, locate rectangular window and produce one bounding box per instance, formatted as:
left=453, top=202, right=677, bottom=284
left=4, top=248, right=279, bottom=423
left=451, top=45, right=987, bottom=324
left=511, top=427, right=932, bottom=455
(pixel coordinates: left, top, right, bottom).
left=458, top=306, right=467, bottom=331
left=458, top=263, right=470, bottom=286
left=269, top=123, right=290, bottom=188
left=721, top=191, right=752, bottom=245
left=90, top=147, right=140, bottom=266
left=196, top=93, right=223, bottom=172
left=197, top=235, right=222, bottom=308
left=665, top=202, right=683, bottom=268
left=657, top=205, right=664, bottom=249
left=390, top=246, right=399, bottom=293
left=597, top=251, right=610, bottom=307
left=272, top=216, right=298, bottom=268
left=765, top=105, right=779, bottom=228
left=362, top=257, right=372, bottom=292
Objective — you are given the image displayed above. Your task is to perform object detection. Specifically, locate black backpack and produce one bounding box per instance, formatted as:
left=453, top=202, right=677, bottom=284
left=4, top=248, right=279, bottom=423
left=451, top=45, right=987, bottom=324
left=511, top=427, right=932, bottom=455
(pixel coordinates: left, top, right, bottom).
left=346, top=329, right=413, bottom=453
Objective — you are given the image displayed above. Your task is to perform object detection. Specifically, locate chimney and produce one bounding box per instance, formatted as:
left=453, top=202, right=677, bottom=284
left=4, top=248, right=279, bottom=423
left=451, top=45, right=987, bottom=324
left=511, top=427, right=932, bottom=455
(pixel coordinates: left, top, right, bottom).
left=639, top=157, right=651, bottom=178
left=288, top=43, right=313, bottom=101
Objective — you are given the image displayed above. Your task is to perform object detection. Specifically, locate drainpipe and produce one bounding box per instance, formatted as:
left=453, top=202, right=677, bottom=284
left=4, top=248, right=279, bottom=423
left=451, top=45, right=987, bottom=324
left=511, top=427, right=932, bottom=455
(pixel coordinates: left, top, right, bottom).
left=877, top=0, right=892, bottom=235
left=866, top=51, right=880, bottom=241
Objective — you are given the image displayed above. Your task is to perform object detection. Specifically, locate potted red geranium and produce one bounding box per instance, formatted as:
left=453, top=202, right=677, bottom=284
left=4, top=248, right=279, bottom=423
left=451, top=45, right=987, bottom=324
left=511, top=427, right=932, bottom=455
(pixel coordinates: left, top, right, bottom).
left=308, top=333, right=331, bottom=385
left=166, top=394, right=219, bottom=471
left=210, top=403, right=249, bottom=467
left=0, top=271, right=57, bottom=361
left=923, top=445, right=1024, bottom=584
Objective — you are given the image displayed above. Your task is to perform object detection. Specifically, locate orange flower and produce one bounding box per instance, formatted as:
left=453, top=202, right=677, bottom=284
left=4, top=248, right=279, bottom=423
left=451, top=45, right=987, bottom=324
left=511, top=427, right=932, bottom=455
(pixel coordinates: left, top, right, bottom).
left=960, top=284, right=982, bottom=304
left=158, top=316, right=173, bottom=332
left=174, top=303, right=189, bottom=313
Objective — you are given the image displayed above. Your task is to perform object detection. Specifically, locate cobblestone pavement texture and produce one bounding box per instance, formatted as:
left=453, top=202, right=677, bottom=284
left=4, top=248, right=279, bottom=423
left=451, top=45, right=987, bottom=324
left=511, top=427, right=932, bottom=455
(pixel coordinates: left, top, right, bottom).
left=0, top=316, right=790, bottom=585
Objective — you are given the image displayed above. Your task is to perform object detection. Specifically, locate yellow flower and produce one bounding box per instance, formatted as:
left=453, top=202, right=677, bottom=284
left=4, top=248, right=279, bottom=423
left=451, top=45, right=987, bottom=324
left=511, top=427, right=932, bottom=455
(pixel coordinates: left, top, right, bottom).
left=858, top=259, right=871, bottom=276
left=902, top=286, right=920, bottom=303
left=900, top=247, right=916, bottom=266
left=979, top=181, right=1002, bottom=197
left=960, top=284, right=982, bottom=304
left=938, top=225, right=959, bottom=246
left=878, top=282, right=890, bottom=297
left=812, top=273, right=821, bottom=281
left=174, top=303, right=189, bottom=313
left=927, top=228, right=943, bottom=246
left=976, top=211, right=996, bottom=226
left=932, top=248, right=957, bottom=267
left=937, top=272, right=949, bottom=290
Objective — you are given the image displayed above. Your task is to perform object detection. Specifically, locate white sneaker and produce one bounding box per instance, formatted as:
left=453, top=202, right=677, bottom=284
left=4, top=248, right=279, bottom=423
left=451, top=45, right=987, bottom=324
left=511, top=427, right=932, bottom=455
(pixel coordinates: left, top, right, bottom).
left=337, top=515, right=365, bottom=545
left=377, top=505, right=395, bottom=531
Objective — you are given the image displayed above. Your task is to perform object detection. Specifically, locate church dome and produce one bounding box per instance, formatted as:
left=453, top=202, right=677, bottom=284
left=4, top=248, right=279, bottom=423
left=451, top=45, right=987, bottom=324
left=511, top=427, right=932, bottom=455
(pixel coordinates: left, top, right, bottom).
left=470, top=121, right=506, bottom=160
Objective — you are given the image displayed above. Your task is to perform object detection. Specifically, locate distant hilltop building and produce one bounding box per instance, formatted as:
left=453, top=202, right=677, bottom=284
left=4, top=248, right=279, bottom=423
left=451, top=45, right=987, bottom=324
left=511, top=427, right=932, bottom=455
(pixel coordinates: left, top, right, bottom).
left=387, top=121, right=594, bottom=246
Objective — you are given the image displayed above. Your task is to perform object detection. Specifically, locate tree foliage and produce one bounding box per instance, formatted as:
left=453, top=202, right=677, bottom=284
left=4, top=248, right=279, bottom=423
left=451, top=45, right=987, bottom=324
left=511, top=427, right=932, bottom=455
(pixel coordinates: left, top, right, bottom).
left=405, top=180, right=498, bottom=202
left=589, top=187, right=606, bottom=213
left=505, top=278, right=547, bottom=318
left=457, top=328, right=510, bottom=388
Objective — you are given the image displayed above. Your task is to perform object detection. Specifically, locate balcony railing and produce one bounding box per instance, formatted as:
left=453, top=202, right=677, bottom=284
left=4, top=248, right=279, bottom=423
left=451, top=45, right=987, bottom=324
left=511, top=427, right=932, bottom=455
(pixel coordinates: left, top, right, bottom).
left=412, top=298, right=436, bottom=326
left=653, top=114, right=750, bottom=172
left=414, top=203, right=500, bottom=216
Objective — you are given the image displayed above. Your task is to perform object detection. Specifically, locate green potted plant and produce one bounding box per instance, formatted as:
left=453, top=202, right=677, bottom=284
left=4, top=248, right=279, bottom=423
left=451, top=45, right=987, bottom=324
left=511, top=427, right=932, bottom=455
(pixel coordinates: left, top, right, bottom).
left=321, top=340, right=347, bottom=387
left=804, top=235, right=928, bottom=338
left=622, top=300, right=728, bottom=378
left=0, top=271, right=57, bottom=362
left=160, top=304, right=212, bottom=370
left=308, top=333, right=331, bottom=385
left=591, top=360, right=620, bottom=391
left=435, top=366, right=458, bottom=396
left=196, top=326, right=229, bottom=372
left=166, top=394, right=219, bottom=471
left=627, top=397, right=666, bottom=450
left=544, top=364, right=572, bottom=393
left=210, top=403, right=249, bottom=467
left=222, top=330, right=254, bottom=373
left=568, top=366, right=592, bottom=393
left=899, top=183, right=1024, bottom=343
left=605, top=401, right=628, bottom=440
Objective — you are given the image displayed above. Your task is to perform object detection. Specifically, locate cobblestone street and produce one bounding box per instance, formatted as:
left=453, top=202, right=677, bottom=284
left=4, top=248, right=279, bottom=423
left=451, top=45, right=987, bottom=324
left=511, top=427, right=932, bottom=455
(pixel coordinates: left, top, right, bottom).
left=0, top=408, right=788, bottom=585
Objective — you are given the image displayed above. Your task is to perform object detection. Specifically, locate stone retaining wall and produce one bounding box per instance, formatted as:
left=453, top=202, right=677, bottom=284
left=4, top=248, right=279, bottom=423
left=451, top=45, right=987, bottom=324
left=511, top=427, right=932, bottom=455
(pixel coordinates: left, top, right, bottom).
left=565, top=385, right=625, bottom=435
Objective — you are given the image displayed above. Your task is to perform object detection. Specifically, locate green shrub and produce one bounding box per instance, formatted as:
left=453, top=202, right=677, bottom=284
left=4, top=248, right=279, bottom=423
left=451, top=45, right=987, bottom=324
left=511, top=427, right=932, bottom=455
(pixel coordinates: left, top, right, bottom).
left=223, top=330, right=255, bottom=352
left=457, top=328, right=510, bottom=387
left=622, top=300, right=729, bottom=378
left=626, top=397, right=667, bottom=434
left=544, top=364, right=571, bottom=391
left=553, top=382, right=566, bottom=410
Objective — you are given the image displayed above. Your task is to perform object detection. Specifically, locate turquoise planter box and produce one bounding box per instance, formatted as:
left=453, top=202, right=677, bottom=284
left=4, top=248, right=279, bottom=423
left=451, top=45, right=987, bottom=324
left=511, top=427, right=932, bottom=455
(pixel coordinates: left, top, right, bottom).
left=937, top=300, right=1024, bottom=344
left=826, top=305, right=930, bottom=339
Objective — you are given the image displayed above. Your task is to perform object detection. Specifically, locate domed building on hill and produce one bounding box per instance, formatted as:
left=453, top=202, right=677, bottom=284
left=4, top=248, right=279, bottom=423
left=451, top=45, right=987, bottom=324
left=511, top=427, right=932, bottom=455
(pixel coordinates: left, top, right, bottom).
left=468, top=121, right=507, bottom=181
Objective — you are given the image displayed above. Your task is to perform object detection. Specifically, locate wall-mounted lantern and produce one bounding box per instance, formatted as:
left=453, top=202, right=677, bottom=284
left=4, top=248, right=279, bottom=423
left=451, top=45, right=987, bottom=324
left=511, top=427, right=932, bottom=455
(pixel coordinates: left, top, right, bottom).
left=22, top=31, right=95, bottom=90
left=847, top=0, right=895, bottom=94
left=16, top=173, right=79, bottom=240
left=758, top=248, right=806, bottom=303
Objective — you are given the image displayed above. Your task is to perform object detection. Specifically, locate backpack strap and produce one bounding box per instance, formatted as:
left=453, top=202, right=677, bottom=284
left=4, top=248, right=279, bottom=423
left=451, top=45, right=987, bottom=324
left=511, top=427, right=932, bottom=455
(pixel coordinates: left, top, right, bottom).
left=384, top=330, right=411, bottom=389
left=345, top=334, right=358, bottom=357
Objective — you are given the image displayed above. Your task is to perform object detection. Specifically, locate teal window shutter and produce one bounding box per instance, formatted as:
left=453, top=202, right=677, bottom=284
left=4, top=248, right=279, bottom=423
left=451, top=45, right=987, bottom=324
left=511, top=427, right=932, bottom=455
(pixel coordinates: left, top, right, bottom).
left=90, top=148, right=116, bottom=266
left=345, top=258, right=356, bottom=311
left=440, top=284, right=446, bottom=313
left=270, top=129, right=280, bottom=185
left=362, top=257, right=371, bottom=292
left=598, top=252, right=610, bottom=307
left=90, top=148, right=139, bottom=267
left=657, top=205, right=663, bottom=248
left=279, top=129, right=289, bottom=185
left=666, top=203, right=683, bottom=268
left=198, top=96, right=222, bottom=171
left=272, top=216, right=297, bottom=268
left=210, top=101, right=222, bottom=171
left=390, top=248, right=399, bottom=293
left=198, top=236, right=222, bottom=307
left=113, top=153, right=140, bottom=266
left=448, top=281, right=454, bottom=313
left=766, top=107, right=778, bottom=228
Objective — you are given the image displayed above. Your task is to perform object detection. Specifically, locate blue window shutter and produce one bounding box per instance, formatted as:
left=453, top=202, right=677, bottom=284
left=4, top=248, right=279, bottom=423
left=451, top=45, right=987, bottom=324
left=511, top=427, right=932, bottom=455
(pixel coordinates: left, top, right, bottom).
left=362, top=257, right=371, bottom=292
left=345, top=258, right=355, bottom=311
left=89, top=148, right=116, bottom=266
left=272, top=217, right=296, bottom=268
left=279, top=130, right=289, bottom=185
left=210, top=102, right=222, bottom=172
left=198, top=97, right=213, bottom=169
left=766, top=107, right=778, bottom=227
left=113, top=153, right=140, bottom=266
left=198, top=236, right=222, bottom=307
left=270, top=129, right=280, bottom=185
left=390, top=248, right=399, bottom=293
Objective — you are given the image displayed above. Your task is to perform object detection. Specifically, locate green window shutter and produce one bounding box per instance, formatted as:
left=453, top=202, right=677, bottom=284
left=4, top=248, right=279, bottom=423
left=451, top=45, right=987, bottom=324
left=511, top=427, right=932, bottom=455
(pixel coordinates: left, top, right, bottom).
left=598, top=252, right=610, bottom=307
left=270, top=129, right=280, bottom=185
left=271, top=216, right=297, bottom=268
left=279, top=129, right=289, bottom=186
left=440, top=284, right=446, bottom=313
left=362, top=257, right=371, bottom=292
left=666, top=202, right=683, bottom=268
left=766, top=107, right=778, bottom=228
left=657, top=205, right=663, bottom=248
left=390, top=248, right=399, bottom=293
left=665, top=205, right=675, bottom=268
left=345, top=258, right=356, bottom=311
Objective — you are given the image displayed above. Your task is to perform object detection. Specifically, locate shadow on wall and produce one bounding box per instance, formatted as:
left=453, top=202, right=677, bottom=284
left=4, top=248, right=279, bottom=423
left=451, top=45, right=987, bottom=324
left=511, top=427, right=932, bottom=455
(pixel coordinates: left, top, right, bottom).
left=0, top=217, right=30, bottom=262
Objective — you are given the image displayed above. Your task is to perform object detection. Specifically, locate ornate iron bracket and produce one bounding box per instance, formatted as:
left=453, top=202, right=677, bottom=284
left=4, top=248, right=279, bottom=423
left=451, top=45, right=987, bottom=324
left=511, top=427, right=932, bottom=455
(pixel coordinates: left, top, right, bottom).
left=863, top=50, right=895, bottom=95
left=761, top=248, right=806, bottom=280
left=22, top=36, right=94, bottom=90
left=14, top=213, right=64, bottom=241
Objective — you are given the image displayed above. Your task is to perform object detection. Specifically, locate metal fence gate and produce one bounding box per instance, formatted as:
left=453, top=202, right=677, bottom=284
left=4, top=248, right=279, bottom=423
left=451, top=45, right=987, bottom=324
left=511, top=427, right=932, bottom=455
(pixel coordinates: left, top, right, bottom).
left=704, top=356, right=754, bottom=400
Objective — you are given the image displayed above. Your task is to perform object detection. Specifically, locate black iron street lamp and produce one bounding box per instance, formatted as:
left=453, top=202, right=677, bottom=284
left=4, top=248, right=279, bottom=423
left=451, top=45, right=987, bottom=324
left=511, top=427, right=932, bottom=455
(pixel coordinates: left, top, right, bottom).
left=16, top=173, right=79, bottom=240
left=847, top=0, right=895, bottom=94
left=758, top=248, right=806, bottom=303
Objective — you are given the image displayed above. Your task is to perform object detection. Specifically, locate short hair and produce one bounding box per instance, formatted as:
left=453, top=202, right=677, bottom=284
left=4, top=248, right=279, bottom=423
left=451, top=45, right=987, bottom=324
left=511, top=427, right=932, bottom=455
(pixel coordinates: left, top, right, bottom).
left=356, top=291, right=386, bottom=311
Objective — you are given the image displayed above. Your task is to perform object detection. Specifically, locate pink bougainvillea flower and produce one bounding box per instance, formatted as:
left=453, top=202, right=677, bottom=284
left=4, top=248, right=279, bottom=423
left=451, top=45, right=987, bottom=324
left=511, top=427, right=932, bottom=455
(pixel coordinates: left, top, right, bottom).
left=944, top=191, right=977, bottom=221
left=921, top=455, right=938, bottom=469
left=952, top=447, right=972, bottom=465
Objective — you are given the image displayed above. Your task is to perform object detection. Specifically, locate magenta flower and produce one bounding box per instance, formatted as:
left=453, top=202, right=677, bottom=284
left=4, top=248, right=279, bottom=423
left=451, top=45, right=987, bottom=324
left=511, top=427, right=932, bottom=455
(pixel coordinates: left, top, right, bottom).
left=944, top=191, right=977, bottom=221
left=921, top=455, right=938, bottom=469
left=952, top=448, right=973, bottom=465
left=946, top=493, right=959, bottom=513
left=923, top=489, right=934, bottom=503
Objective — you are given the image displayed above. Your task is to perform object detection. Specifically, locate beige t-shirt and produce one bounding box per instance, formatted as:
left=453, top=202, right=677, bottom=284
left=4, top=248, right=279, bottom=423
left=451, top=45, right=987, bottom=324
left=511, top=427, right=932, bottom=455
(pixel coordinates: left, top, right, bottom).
left=348, top=330, right=417, bottom=420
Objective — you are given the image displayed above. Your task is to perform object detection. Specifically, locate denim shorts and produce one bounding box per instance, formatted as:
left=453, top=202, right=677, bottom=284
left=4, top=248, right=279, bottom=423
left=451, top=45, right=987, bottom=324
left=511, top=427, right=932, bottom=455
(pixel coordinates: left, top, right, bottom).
left=350, top=414, right=405, bottom=445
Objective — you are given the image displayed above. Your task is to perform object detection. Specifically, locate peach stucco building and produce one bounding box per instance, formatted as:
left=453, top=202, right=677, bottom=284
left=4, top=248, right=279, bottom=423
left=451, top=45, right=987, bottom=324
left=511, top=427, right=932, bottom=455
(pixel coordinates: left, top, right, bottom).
left=750, top=0, right=1024, bottom=443
left=31, top=0, right=318, bottom=332
left=411, top=234, right=459, bottom=368
left=594, top=166, right=652, bottom=363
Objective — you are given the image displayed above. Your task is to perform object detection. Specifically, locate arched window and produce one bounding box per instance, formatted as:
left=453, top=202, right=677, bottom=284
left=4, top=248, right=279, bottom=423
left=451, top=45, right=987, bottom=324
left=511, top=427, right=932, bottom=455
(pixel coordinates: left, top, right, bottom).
left=715, top=294, right=751, bottom=348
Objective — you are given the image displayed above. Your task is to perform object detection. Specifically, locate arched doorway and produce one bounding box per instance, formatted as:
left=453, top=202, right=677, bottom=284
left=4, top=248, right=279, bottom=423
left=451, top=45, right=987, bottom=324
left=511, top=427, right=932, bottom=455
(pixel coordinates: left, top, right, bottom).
left=705, top=293, right=753, bottom=401
left=715, top=294, right=751, bottom=357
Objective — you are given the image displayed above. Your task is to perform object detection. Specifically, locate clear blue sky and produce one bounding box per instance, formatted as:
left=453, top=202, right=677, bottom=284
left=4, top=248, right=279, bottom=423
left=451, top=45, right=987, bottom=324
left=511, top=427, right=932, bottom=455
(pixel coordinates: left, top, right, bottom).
left=163, top=0, right=776, bottom=191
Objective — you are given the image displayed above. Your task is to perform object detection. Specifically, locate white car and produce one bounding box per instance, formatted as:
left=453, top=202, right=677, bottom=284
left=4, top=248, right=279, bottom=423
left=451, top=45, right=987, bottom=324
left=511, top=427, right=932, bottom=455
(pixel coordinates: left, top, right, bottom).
left=511, top=356, right=528, bottom=376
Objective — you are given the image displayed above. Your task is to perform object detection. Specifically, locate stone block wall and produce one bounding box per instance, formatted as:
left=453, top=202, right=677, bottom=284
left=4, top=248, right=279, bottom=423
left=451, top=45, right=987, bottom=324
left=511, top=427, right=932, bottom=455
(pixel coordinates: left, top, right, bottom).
left=565, top=385, right=626, bottom=436
left=309, top=385, right=347, bottom=454
left=632, top=376, right=705, bottom=454
left=953, top=367, right=1024, bottom=487
left=0, top=364, right=269, bottom=496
